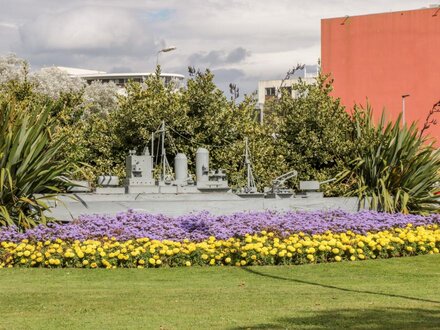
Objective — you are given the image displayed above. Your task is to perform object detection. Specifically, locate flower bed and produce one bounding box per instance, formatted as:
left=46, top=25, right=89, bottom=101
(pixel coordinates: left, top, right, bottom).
left=1, top=210, right=439, bottom=242
left=0, top=210, right=439, bottom=268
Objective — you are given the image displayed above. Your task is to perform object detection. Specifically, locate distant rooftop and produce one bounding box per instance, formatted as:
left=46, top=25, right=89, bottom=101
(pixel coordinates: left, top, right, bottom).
left=55, top=66, right=185, bottom=91
left=56, top=66, right=106, bottom=75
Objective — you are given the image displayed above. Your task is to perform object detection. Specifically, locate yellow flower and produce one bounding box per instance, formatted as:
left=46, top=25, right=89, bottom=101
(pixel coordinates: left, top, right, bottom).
left=82, top=260, right=89, bottom=266
left=149, top=258, right=156, bottom=265
left=335, top=256, right=342, bottom=262
left=287, top=245, right=296, bottom=252
left=185, top=261, right=191, bottom=267
left=225, top=257, right=231, bottom=264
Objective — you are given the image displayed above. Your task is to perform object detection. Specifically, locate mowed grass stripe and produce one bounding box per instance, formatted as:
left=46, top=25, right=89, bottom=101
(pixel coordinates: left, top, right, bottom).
left=0, top=254, right=439, bottom=329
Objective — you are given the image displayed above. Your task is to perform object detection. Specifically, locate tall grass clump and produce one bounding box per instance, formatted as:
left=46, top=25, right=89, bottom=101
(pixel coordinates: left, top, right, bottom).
left=338, top=106, right=440, bottom=214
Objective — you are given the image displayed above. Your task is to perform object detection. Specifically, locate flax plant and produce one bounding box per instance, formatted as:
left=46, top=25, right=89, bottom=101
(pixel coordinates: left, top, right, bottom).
left=0, top=97, right=73, bottom=229
left=338, top=106, right=440, bottom=214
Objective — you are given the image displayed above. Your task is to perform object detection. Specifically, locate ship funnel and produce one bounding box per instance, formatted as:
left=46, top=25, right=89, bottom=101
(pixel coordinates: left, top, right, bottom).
left=196, top=147, right=209, bottom=183
left=174, top=153, right=188, bottom=184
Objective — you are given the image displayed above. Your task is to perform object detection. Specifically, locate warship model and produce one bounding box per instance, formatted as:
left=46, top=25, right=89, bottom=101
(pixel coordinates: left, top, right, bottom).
left=51, top=122, right=357, bottom=220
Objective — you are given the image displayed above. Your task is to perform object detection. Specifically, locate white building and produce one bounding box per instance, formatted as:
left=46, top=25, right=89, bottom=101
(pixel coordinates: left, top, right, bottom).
left=57, top=66, right=185, bottom=90
left=256, top=73, right=317, bottom=123
left=257, top=76, right=317, bottom=106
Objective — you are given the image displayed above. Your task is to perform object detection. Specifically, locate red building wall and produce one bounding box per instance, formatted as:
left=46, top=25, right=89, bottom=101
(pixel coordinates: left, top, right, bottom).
left=321, top=8, right=440, bottom=141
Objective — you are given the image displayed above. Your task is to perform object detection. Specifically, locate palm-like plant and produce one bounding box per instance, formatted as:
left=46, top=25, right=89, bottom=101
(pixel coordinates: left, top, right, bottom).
left=0, top=97, right=73, bottom=229
left=337, top=106, right=440, bottom=214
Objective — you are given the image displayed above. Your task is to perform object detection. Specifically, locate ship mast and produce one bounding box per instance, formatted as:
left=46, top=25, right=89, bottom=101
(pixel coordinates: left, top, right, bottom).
left=161, top=120, right=166, bottom=181
left=244, top=137, right=257, bottom=193
left=152, top=120, right=173, bottom=182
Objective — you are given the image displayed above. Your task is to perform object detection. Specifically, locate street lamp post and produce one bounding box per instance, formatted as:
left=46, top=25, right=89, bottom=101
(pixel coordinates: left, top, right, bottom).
left=156, top=46, right=177, bottom=67
left=402, top=94, right=410, bottom=126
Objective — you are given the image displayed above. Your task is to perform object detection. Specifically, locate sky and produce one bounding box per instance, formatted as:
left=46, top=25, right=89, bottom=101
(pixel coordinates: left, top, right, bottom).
left=0, top=0, right=432, bottom=96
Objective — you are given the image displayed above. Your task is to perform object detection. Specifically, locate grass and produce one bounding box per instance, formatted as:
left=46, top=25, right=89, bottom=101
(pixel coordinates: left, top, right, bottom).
left=0, top=255, right=439, bottom=330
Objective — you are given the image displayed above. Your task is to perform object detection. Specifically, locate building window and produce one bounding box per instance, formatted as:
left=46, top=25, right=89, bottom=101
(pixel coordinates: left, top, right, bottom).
left=265, top=87, right=276, bottom=96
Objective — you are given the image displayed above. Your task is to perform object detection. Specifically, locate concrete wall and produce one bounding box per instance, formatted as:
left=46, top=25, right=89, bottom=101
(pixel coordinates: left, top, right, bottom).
left=321, top=7, right=440, bottom=141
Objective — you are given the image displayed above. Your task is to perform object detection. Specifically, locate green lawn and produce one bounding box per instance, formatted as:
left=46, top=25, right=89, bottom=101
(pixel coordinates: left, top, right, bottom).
left=1, top=255, right=439, bottom=330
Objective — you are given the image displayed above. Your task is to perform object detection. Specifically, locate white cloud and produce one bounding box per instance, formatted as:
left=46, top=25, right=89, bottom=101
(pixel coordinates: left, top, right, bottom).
left=0, top=22, right=18, bottom=29
left=19, top=6, right=155, bottom=56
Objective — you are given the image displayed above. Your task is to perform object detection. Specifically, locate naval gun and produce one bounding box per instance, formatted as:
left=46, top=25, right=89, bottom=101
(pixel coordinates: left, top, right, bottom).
left=298, top=178, right=336, bottom=198
left=265, top=170, right=298, bottom=198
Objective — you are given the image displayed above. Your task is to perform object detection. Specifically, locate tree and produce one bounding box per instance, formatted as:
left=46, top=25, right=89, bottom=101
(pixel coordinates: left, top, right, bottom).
left=182, top=69, right=288, bottom=189
left=31, top=67, right=85, bottom=100
left=0, top=54, right=28, bottom=86
left=81, top=80, right=119, bottom=117
left=113, top=66, right=190, bottom=159
left=264, top=74, right=355, bottom=194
